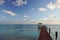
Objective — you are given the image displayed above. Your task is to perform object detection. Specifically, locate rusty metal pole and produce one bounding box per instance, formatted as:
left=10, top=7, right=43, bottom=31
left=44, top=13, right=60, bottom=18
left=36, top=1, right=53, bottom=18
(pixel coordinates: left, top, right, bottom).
left=55, top=31, right=58, bottom=40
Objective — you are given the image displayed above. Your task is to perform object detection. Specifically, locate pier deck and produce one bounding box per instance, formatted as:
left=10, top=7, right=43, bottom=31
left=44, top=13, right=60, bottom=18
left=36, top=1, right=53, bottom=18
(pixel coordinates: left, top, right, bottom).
left=38, top=26, right=52, bottom=40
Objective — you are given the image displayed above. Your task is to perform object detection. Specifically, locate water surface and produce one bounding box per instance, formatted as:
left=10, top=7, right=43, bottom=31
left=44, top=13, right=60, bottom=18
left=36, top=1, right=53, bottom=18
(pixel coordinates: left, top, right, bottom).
left=0, top=24, right=60, bottom=40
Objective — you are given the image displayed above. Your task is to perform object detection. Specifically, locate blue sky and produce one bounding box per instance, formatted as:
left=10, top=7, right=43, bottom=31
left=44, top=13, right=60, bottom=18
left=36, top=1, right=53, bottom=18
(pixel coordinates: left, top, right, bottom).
left=0, top=0, right=60, bottom=24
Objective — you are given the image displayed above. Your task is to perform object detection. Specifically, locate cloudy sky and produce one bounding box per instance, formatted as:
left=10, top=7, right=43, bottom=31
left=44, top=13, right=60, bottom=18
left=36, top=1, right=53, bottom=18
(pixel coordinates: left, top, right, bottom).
left=0, top=0, right=60, bottom=24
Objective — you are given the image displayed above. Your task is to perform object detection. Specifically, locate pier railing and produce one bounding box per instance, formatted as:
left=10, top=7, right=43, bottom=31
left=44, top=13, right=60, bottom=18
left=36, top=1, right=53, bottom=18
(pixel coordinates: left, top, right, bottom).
left=48, top=28, right=58, bottom=40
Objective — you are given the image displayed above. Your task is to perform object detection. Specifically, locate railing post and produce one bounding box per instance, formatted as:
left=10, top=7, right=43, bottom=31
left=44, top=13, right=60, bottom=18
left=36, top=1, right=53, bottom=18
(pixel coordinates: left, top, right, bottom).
left=49, top=28, right=50, bottom=35
left=55, top=31, right=58, bottom=40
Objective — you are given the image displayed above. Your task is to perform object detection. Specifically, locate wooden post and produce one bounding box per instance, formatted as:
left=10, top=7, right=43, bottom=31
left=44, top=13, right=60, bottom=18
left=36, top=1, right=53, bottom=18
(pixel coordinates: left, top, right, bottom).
left=49, top=28, right=50, bottom=35
left=55, top=31, right=58, bottom=40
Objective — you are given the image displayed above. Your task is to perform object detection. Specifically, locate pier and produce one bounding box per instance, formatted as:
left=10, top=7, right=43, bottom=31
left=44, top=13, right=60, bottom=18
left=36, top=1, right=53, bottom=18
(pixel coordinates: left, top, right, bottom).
left=38, top=23, right=56, bottom=40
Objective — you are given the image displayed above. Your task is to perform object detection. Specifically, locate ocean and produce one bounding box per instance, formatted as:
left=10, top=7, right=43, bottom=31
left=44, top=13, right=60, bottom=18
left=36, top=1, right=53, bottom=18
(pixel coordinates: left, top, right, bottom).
left=0, top=24, right=60, bottom=40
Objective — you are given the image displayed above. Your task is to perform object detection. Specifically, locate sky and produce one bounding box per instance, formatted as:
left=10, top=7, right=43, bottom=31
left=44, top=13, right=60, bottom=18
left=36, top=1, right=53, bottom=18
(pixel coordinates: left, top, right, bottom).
left=0, top=0, right=60, bottom=24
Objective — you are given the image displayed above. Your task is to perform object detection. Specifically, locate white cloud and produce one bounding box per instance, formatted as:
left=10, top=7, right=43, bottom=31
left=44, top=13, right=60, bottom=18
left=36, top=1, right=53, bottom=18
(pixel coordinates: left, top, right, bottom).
left=24, top=19, right=27, bottom=21
left=21, top=18, right=60, bottom=24
left=47, top=0, right=60, bottom=10
left=48, top=15, right=55, bottom=20
left=38, top=7, right=47, bottom=12
left=24, top=15, right=28, bottom=22
left=24, top=15, right=28, bottom=18
left=47, top=2, right=56, bottom=10
left=0, top=0, right=4, bottom=5
left=44, top=18, right=48, bottom=20
left=3, top=10, right=17, bottom=16
left=44, top=15, right=56, bottom=20
left=12, top=0, right=27, bottom=6
left=55, top=0, right=60, bottom=8
left=56, top=0, right=60, bottom=2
